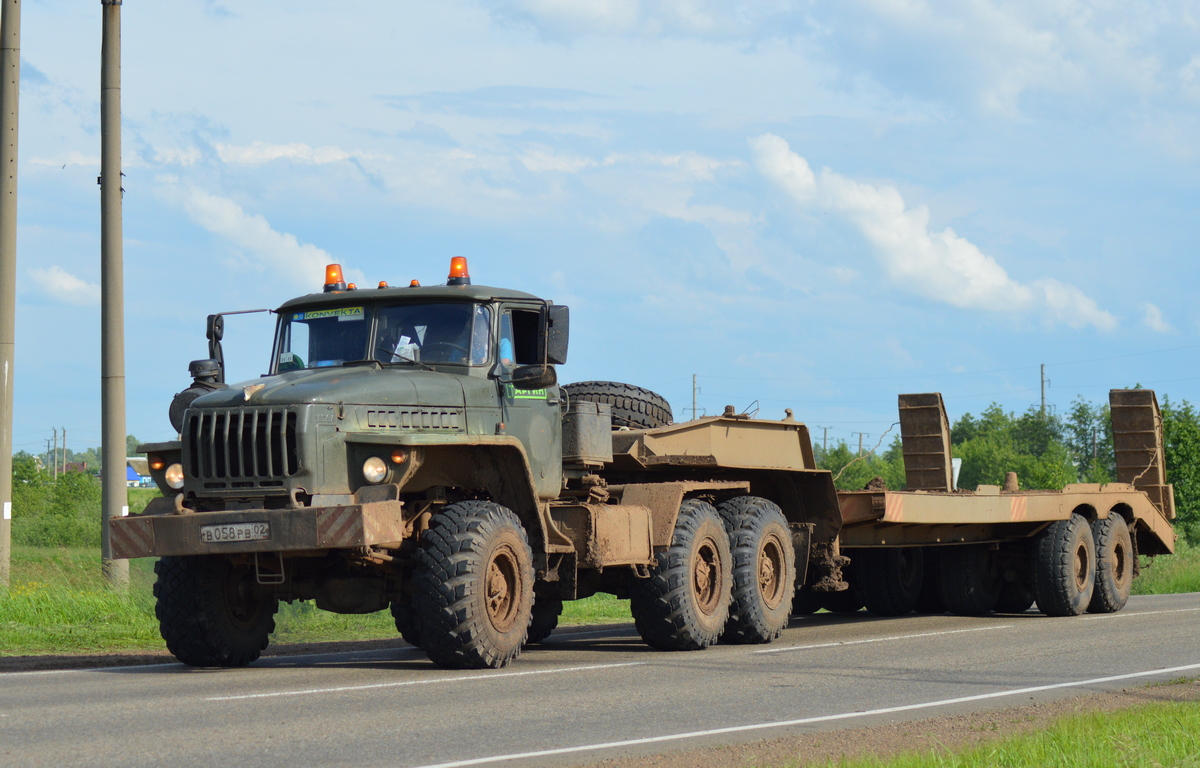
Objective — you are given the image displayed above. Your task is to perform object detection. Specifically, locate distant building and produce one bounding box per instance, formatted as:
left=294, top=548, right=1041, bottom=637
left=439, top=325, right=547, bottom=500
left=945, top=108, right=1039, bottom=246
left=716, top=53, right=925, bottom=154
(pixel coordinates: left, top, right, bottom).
left=127, top=457, right=152, bottom=487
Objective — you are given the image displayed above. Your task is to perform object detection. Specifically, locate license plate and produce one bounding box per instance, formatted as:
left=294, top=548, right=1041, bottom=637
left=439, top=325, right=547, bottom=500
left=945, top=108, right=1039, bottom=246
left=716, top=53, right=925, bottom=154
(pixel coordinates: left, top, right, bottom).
left=200, top=522, right=270, bottom=543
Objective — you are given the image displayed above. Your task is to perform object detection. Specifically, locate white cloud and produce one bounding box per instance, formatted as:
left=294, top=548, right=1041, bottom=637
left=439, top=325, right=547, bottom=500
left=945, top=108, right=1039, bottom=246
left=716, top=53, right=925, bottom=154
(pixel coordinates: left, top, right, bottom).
left=751, top=133, right=1117, bottom=330
left=168, top=184, right=351, bottom=288
left=27, top=266, right=100, bottom=306
left=1142, top=302, right=1173, bottom=333
left=31, top=151, right=100, bottom=168
left=154, top=142, right=379, bottom=167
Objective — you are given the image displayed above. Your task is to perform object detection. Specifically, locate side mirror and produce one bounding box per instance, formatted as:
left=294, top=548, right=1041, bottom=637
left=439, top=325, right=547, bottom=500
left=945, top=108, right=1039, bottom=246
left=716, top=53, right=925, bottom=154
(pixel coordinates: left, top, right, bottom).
left=511, top=365, right=557, bottom=390
left=206, top=314, right=224, bottom=342
left=544, top=305, right=568, bottom=365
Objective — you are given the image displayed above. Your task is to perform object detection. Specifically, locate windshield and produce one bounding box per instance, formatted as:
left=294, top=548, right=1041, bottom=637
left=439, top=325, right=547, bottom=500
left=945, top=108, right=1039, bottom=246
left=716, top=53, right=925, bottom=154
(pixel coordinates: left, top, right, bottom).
left=274, top=302, right=492, bottom=372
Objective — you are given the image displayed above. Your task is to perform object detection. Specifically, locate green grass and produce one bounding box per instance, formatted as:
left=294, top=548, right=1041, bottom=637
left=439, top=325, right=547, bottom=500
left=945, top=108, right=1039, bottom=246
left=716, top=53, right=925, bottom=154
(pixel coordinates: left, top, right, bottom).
left=0, top=546, right=632, bottom=655
left=1133, top=540, right=1200, bottom=596
left=812, top=699, right=1200, bottom=768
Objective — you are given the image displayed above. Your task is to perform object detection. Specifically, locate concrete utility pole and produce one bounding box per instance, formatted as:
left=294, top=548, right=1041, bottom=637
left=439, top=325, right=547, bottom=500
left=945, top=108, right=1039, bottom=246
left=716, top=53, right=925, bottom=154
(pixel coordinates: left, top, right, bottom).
left=1040, top=363, right=1047, bottom=418
left=51, top=427, right=57, bottom=478
left=100, top=0, right=127, bottom=589
left=0, top=0, right=20, bottom=589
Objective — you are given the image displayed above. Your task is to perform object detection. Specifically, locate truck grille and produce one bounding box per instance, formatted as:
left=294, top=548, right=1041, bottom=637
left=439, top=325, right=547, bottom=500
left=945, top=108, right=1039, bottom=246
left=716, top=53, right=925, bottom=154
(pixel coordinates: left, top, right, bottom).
left=184, top=408, right=299, bottom=486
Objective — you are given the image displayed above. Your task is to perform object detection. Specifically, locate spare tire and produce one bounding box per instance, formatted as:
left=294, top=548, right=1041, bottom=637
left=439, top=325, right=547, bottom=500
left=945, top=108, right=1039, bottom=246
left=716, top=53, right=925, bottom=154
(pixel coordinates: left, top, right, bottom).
left=563, top=381, right=673, bottom=429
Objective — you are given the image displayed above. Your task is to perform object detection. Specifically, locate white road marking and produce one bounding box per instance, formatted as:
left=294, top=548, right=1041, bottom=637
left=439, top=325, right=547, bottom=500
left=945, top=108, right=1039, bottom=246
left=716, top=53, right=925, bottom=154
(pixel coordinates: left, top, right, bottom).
left=753, top=624, right=1013, bottom=654
left=409, top=661, right=1200, bottom=768
left=1082, top=607, right=1200, bottom=621
left=206, top=661, right=646, bottom=701
left=0, top=646, right=422, bottom=678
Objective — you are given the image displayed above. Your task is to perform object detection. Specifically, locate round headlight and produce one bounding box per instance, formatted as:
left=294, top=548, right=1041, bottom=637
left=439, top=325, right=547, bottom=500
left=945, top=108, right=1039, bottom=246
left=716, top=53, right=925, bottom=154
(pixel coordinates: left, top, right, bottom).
left=165, top=463, right=185, bottom=490
left=362, top=456, right=388, bottom=484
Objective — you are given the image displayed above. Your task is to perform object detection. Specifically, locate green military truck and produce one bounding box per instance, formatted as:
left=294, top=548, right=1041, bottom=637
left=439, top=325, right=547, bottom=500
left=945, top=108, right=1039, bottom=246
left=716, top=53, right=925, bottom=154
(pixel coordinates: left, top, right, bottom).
left=112, top=259, right=1176, bottom=670
left=112, top=258, right=843, bottom=669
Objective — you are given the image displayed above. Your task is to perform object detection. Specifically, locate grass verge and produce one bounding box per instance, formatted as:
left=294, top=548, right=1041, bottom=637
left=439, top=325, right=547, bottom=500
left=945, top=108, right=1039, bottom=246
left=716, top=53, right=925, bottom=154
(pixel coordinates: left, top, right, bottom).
left=1133, top=539, right=1200, bottom=595
left=816, top=699, right=1200, bottom=768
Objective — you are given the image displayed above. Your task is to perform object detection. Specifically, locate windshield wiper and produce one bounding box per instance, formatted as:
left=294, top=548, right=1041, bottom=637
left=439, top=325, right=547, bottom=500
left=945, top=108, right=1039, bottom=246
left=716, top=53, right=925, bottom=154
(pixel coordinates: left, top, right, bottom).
left=379, top=356, right=435, bottom=372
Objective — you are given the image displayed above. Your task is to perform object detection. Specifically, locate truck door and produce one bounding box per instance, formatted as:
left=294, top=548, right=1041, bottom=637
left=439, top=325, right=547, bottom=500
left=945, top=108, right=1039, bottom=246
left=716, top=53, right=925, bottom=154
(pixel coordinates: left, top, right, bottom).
left=498, top=306, right=562, bottom=498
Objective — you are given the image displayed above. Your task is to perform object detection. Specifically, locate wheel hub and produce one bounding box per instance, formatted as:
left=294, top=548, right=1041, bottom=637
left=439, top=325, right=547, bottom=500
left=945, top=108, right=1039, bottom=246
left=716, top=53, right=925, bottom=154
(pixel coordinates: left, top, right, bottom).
left=693, top=537, right=722, bottom=615
left=485, top=544, right=522, bottom=633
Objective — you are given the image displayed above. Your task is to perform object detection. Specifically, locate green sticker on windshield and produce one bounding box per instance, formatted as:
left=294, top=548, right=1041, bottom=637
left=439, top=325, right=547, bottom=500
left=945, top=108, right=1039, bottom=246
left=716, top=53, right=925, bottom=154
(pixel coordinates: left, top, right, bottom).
left=293, top=307, right=364, bottom=322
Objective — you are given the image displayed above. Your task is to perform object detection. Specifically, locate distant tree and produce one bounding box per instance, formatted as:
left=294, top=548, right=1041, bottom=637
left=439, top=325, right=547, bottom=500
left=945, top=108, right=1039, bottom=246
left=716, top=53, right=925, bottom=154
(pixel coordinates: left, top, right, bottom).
left=126, top=434, right=143, bottom=457
left=950, top=403, right=1076, bottom=490
left=816, top=436, right=906, bottom=491
left=1161, top=397, right=1200, bottom=543
left=1063, top=396, right=1114, bottom=483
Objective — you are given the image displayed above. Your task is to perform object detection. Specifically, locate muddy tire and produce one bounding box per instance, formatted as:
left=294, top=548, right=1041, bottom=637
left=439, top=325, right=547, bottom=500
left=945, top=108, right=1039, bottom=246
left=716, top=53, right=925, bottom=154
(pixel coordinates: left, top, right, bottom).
left=1034, top=514, right=1096, bottom=617
left=939, top=545, right=1001, bottom=616
left=857, top=547, right=924, bottom=617
left=390, top=599, right=423, bottom=648
left=154, top=555, right=278, bottom=667
left=1088, top=515, right=1132, bottom=614
left=526, top=594, right=564, bottom=645
left=562, top=381, right=673, bottom=429
left=412, top=500, right=535, bottom=669
left=718, top=496, right=795, bottom=644
left=913, top=548, right=946, bottom=614
left=631, top=499, right=732, bottom=651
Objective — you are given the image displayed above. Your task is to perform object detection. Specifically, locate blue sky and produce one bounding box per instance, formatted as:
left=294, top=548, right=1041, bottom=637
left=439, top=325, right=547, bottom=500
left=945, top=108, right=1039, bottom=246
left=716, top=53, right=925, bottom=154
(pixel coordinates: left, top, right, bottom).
left=8, top=0, right=1200, bottom=457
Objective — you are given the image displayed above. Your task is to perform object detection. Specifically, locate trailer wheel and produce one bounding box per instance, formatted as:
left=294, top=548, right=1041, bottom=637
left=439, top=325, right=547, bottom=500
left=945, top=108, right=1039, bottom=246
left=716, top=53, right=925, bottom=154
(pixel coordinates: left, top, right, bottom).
left=718, top=496, right=795, bottom=644
left=390, top=599, right=423, bottom=648
left=525, top=594, right=564, bottom=645
left=913, top=548, right=946, bottom=614
left=857, top=547, right=924, bottom=617
left=1088, top=515, right=1132, bottom=614
left=1034, top=513, right=1096, bottom=617
left=939, top=545, right=1001, bottom=616
left=154, top=555, right=277, bottom=667
left=631, top=499, right=732, bottom=651
left=412, top=500, right=535, bottom=669
left=562, top=381, right=673, bottom=429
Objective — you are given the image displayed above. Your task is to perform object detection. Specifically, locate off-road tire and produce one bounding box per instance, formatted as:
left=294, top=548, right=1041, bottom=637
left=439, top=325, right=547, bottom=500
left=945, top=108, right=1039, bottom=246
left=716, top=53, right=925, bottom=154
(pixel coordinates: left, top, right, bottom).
left=154, top=555, right=278, bottom=667
left=525, top=594, right=564, bottom=645
left=631, top=499, right=732, bottom=651
left=913, top=548, right=946, bottom=614
left=562, top=381, right=673, bottom=429
left=390, top=599, right=423, bottom=648
left=718, top=496, right=795, bottom=644
left=857, top=547, right=924, bottom=617
left=939, top=545, right=1001, bottom=616
left=412, top=500, right=535, bottom=669
left=1088, top=515, right=1132, bottom=614
left=1034, top=514, right=1096, bottom=617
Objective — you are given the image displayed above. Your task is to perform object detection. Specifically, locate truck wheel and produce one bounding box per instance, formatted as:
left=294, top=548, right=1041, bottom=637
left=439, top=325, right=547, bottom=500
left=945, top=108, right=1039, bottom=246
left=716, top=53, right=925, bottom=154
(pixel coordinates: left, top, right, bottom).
left=857, top=547, right=923, bottom=617
left=1034, top=513, right=1096, bottom=617
left=1088, top=515, right=1132, bottom=614
left=412, top=500, right=535, bottom=669
left=939, top=545, right=1001, bottom=616
left=631, top=499, right=732, bottom=651
left=913, top=548, right=946, bottom=614
left=718, top=496, right=795, bottom=644
left=562, top=381, right=673, bottom=429
left=525, top=595, right=564, bottom=645
left=390, top=600, right=423, bottom=648
left=153, top=555, right=277, bottom=667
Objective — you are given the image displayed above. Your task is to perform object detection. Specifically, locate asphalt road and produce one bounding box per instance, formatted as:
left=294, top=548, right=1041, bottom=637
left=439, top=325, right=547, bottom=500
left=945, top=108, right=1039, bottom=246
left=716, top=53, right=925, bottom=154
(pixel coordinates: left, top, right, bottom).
left=4, top=592, right=1200, bottom=768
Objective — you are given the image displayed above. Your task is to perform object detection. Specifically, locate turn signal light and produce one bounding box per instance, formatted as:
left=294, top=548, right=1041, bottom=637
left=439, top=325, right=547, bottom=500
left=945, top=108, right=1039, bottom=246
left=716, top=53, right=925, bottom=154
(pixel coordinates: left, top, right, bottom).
left=148, top=456, right=165, bottom=471
left=390, top=448, right=408, bottom=464
left=323, top=263, right=347, bottom=293
left=447, top=256, right=471, bottom=286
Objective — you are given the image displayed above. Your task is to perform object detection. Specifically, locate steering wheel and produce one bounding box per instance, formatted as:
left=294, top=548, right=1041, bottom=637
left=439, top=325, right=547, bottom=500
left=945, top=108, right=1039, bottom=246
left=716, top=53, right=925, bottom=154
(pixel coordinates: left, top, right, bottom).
left=419, top=341, right=470, bottom=362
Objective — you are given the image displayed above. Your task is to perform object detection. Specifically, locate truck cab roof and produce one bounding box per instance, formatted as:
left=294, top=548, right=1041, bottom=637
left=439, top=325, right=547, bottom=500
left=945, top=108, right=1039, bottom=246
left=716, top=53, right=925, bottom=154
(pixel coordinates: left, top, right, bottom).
left=277, top=283, right=545, bottom=313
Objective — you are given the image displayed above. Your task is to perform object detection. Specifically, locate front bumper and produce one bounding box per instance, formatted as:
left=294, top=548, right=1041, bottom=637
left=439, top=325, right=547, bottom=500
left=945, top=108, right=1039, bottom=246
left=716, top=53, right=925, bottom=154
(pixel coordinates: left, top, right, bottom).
left=109, top=499, right=405, bottom=559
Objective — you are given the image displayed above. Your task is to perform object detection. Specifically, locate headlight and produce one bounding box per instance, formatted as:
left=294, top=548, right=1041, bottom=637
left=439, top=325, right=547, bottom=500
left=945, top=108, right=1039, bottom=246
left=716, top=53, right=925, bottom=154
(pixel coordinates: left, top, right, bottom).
left=165, top=463, right=185, bottom=490
left=362, top=457, right=388, bottom=484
